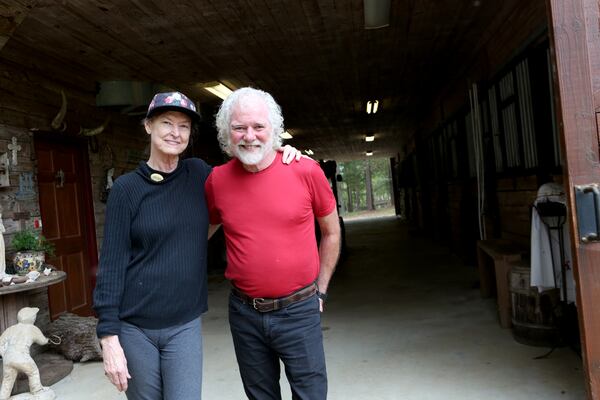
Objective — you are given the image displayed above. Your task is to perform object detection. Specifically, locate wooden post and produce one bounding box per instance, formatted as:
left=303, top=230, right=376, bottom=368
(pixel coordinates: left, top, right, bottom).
left=546, top=0, right=600, bottom=397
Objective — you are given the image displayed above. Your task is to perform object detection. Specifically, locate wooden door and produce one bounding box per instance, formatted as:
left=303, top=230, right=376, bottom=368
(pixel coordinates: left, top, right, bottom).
left=546, top=0, right=600, bottom=397
left=34, top=135, right=97, bottom=319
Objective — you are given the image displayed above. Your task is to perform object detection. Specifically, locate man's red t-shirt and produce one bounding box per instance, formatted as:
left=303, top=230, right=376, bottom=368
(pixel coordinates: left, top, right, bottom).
left=205, top=152, right=336, bottom=298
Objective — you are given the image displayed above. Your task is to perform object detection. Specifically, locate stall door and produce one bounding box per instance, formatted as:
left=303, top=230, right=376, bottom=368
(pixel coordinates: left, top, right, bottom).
left=547, top=0, right=600, bottom=397
left=34, top=136, right=97, bottom=319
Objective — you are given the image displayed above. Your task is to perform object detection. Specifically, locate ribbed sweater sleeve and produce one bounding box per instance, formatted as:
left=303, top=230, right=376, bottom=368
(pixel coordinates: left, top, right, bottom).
left=93, top=180, right=132, bottom=337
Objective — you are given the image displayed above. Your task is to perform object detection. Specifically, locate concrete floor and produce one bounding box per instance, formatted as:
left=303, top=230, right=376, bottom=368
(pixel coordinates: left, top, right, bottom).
left=51, top=216, right=585, bottom=399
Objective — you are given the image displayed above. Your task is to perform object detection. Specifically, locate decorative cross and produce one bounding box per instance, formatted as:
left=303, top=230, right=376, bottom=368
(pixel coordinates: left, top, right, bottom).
left=7, top=137, right=21, bottom=166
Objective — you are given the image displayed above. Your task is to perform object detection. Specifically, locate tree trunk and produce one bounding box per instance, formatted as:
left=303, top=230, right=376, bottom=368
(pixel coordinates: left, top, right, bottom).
left=365, top=160, right=374, bottom=210
left=346, top=185, right=353, bottom=212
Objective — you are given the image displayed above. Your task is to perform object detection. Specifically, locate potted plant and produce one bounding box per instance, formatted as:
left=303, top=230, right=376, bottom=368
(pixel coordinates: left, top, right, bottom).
left=11, top=229, right=55, bottom=275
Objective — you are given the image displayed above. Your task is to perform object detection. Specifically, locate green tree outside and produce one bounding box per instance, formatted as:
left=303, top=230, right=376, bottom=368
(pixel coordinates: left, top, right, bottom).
left=338, top=157, right=393, bottom=216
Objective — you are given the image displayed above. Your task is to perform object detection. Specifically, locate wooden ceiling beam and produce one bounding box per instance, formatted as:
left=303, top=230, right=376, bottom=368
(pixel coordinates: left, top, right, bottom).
left=0, top=0, right=37, bottom=51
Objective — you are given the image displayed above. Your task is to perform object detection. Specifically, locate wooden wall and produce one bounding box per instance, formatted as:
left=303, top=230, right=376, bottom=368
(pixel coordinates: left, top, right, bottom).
left=425, top=0, right=548, bottom=131
left=405, top=0, right=554, bottom=261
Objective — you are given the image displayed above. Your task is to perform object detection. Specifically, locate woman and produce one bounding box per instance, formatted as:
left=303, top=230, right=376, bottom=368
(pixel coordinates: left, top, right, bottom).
left=93, top=91, right=299, bottom=399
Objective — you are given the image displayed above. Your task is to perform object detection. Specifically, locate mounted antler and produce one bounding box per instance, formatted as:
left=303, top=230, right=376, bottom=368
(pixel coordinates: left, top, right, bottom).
left=50, top=90, right=67, bottom=131
left=79, top=116, right=110, bottom=136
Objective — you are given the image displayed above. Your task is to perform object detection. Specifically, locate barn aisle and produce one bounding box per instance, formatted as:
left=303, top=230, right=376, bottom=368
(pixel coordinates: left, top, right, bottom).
left=315, top=216, right=583, bottom=399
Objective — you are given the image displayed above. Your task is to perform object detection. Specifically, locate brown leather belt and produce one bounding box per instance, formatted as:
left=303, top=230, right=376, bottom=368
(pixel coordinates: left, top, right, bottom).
left=231, top=282, right=317, bottom=313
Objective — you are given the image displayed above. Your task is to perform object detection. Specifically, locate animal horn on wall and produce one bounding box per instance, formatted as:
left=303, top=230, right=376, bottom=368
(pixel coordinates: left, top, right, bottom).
left=50, top=90, right=67, bottom=131
left=79, top=116, right=110, bottom=136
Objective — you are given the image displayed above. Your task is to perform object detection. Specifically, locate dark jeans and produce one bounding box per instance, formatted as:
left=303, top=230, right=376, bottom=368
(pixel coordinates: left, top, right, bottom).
left=229, top=292, right=327, bottom=400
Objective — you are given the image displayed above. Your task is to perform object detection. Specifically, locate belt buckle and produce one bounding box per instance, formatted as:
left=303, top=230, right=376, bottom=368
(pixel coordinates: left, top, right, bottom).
left=252, top=298, right=265, bottom=311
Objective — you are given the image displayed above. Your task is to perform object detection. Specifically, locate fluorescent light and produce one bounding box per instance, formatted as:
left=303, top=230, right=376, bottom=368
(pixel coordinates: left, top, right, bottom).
left=280, top=131, right=293, bottom=139
left=366, top=151, right=373, bottom=156
left=203, top=83, right=233, bottom=100
left=364, top=0, right=391, bottom=29
left=366, top=100, right=379, bottom=114
left=365, top=134, right=375, bottom=142
left=305, top=149, right=314, bottom=155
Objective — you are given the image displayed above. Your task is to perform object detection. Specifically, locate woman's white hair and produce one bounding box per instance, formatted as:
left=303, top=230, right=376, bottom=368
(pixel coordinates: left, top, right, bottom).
left=215, top=87, right=283, bottom=156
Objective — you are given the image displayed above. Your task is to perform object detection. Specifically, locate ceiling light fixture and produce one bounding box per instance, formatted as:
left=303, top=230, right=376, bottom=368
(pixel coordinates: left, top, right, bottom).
left=364, top=0, right=391, bottom=29
left=203, top=82, right=233, bottom=100
left=280, top=131, right=293, bottom=139
left=365, top=134, right=375, bottom=142
left=366, top=100, right=379, bottom=114
left=366, top=151, right=373, bottom=156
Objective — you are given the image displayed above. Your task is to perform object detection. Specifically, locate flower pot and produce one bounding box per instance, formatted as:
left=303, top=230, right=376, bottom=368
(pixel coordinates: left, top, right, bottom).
left=13, top=251, right=45, bottom=275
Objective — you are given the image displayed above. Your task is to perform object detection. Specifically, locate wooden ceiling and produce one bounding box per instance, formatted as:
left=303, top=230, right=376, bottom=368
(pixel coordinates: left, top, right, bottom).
left=2, top=0, right=520, bottom=161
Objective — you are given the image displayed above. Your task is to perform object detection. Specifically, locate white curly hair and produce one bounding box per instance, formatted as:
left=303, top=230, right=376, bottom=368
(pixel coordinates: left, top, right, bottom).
left=215, top=87, right=284, bottom=156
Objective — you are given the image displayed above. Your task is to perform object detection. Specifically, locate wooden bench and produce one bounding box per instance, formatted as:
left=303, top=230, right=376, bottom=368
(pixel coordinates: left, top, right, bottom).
left=476, top=240, right=528, bottom=328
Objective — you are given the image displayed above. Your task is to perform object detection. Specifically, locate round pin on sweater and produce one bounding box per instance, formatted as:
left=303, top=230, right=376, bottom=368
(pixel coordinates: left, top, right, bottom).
left=150, top=173, right=164, bottom=182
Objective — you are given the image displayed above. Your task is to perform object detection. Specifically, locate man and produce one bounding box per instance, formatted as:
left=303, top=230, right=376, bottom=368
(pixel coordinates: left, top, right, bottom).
left=205, top=87, right=341, bottom=400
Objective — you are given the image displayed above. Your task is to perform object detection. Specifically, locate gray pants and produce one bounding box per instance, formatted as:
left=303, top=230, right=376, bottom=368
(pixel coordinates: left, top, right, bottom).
left=120, top=317, right=203, bottom=400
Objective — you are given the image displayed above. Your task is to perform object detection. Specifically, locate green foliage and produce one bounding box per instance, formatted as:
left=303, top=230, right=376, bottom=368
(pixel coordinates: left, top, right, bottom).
left=339, top=157, right=392, bottom=214
left=11, top=229, right=55, bottom=257
left=369, top=158, right=393, bottom=201
left=339, top=160, right=366, bottom=210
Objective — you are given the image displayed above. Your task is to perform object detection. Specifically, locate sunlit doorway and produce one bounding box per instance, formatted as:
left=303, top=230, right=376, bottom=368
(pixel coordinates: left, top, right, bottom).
left=337, top=157, right=395, bottom=221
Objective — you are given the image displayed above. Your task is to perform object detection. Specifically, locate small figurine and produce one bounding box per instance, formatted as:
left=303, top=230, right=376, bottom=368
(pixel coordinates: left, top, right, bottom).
left=0, top=308, right=56, bottom=400
left=7, top=138, right=21, bottom=167
left=100, top=168, right=115, bottom=203
left=106, top=167, right=114, bottom=190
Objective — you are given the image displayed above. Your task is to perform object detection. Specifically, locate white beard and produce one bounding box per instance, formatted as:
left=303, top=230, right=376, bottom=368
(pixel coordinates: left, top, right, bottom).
left=233, top=137, right=274, bottom=166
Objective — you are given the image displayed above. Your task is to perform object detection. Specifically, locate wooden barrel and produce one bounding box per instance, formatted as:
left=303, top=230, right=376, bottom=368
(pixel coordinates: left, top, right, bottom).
left=510, top=262, right=560, bottom=347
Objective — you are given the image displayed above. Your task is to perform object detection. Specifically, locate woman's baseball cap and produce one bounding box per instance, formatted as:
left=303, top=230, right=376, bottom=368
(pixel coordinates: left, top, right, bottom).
left=146, top=91, right=201, bottom=121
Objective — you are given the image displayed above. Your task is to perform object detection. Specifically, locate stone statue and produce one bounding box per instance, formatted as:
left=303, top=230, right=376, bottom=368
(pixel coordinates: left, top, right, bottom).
left=0, top=211, right=5, bottom=277
left=0, top=308, right=56, bottom=400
